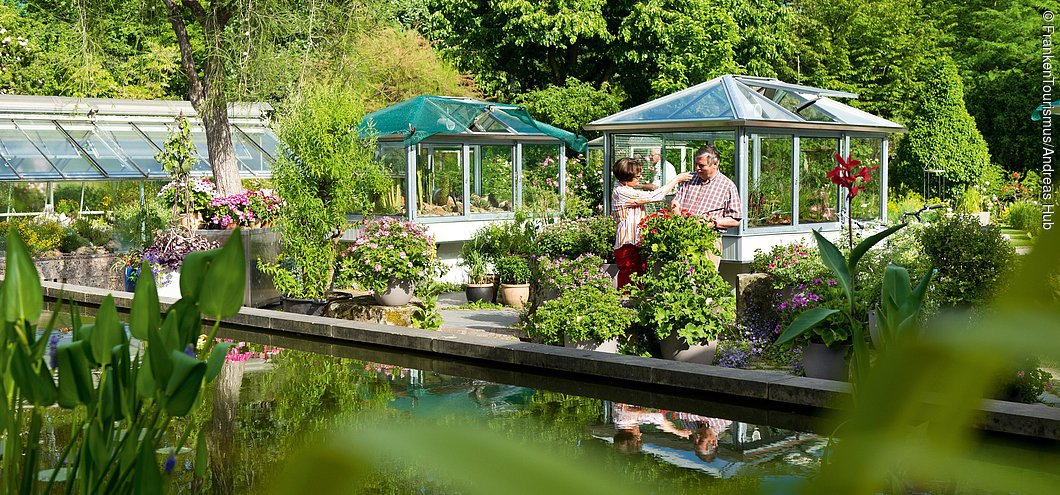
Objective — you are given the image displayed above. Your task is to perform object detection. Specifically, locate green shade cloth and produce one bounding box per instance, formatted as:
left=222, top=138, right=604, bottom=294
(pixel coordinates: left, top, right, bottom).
left=1031, top=101, right=1060, bottom=121
left=357, top=95, right=587, bottom=153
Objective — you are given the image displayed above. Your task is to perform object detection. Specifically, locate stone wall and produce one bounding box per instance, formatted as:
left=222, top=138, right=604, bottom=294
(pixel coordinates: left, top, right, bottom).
left=0, top=253, right=125, bottom=291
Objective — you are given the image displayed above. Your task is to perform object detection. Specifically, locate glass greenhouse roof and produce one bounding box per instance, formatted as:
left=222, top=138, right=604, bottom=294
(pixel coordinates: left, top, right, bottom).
left=0, top=95, right=278, bottom=181
left=358, top=95, right=588, bottom=152
left=585, top=75, right=904, bottom=132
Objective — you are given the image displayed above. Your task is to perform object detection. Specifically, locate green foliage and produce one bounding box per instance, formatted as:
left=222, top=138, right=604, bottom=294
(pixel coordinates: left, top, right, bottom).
left=532, top=254, right=611, bottom=297
left=459, top=250, right=491, bottom=284
left=895, top=59, right=991, bottom=193
left=533, top=215, right=615, bottom=261
left=455, top=300, right=505, bottom=310
left=59, top=226, right=89, bottom=252
left=0, top=218, right=63, bottom=255
left=750, top=240, right=829, bottom=290
left=496, top=255, right=531, bottom=285
left=341, top=217, right=443, bottom=294
left=630, top=259, right=735, bottom=344
left=639, top=209, right=719, bottom=267
left=461, top=210, right=539, bottom=264
left=263, top=84, right=390, bottom=300
left=996, top=356, right=1052, bottom=403
left=954, top=185, right=984, bottom=213
left=513, top=78, right=623, bottom=135
left=411, top=280, right=446, bottom=330
left=1005, top=201, right=1043, bottom=237
left=0, top=227, right=245, bottom=494
left=855, top=224, right=933, bottom=314
left=527, top=286, right=634, bottom=345
left=111, top=198, right=172, bottom=250
left=875, top=264, right=935, bottom=351
left=919, top=214, right=1015, bottom=309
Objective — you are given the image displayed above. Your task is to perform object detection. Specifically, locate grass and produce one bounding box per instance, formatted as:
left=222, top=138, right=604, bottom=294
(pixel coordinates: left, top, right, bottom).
left=999, top=226, right=1035, bottom=248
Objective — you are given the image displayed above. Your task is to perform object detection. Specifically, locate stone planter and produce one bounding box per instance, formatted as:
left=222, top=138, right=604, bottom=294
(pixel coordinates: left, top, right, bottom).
left=802, top=343, right=850, bottom=381
left=156, top=272, right=181, bottom=300
left=194, top=228, right=281, bottom=308
left=659, top=332, right=717, bottom=365
left=564, top=335, right=620, bottom=354
left=500, top=283, right=530, bottom=309
left=374, top=279, right=415, bottom=306
left=465, top=283, right=496, bottom=304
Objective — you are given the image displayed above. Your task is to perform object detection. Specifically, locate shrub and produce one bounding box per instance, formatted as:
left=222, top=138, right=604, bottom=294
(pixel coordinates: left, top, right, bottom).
left=954, top=185, right=983, bottom=213
left=996, top=356, right=1052, bottom=403
left=532, top=254, right=611, bottom=298
left=887, top=189, right=926, bottom=224
left=630, top=258, right=735, bottom=345
left=1005, top=201, right=1043, bottom=237
left=856, top=224, right=933, bottom=313
left=526, top=286, right=634, bottom=346
left=339, top=217, right=443, bottom=294
left=919, top=214, right=1015, bottom=309
left=750, top=241, right=829, bottom=290
left=111, top=200, right=172, bottom=249
left=533, top=215, right=615, bottom=261
left=638, top=209, right=718, bottom=266
left=495, top=256, right=531, bottom=285
left=59, top=226, right=89, bottom=252
left=462, top=210, right=538, bottom=264
left=0, top=218, right=63, bottom=255
left=55, top=198, right=80, bottom=217
left=72, top=217, right=113, bottom=247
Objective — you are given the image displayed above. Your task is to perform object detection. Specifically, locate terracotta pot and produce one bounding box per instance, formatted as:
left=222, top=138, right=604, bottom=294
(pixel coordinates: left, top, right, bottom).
left=465, top=283, right=496, bottom=304
left=374, top=279, right=415, bottom=306
left=802, top=343, right=850, bottom=381
left=659, top=332, right=717, bottom=365
left=499, top=283, right=530, bottom=309
left=564, top=335, right=620, bottom=354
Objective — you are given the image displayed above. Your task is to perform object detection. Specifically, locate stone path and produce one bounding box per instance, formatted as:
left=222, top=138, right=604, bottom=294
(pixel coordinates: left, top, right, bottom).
left=437, top=291, right=523, bottom=341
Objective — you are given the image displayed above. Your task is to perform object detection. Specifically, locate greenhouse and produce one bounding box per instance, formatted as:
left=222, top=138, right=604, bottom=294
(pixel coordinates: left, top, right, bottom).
left=583, top=74, right=904, bottom=265
left=0, top=94, right=278, bottom=217
left=358, top=95, right=587, bottom=243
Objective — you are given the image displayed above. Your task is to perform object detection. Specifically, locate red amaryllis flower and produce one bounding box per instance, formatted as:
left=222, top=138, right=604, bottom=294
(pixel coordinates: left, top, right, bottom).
left=829, top=153, right=879, bottom=198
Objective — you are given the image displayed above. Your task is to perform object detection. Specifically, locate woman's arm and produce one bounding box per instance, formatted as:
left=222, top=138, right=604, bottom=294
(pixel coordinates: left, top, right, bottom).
left=623, top=172, right=692, bottom=207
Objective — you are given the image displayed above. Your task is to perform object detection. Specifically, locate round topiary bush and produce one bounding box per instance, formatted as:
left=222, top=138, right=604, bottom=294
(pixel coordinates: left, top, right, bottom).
left=919, top=214, right=1015, bottom=309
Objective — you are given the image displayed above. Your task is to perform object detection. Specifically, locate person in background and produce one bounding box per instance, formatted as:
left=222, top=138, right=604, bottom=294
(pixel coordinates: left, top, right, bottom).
left=648, top=147, right=677, bottom=189
left=611, top=157, right=692, bottom=288
left=670, top=144, right=742, bottom=269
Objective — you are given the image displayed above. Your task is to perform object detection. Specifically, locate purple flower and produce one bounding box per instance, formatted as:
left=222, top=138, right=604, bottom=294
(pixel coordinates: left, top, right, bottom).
left=48, top=333, right=61, bottom=369
left=827, top=280, right=837, bottom=286
left=164, top=453, right=176, bottom=474
left=184, top=344, right=196, bottom=357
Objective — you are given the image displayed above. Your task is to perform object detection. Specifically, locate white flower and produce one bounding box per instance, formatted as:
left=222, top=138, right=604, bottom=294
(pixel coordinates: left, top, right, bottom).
left=2, top=37, right=10, bottom=44
left=17, top=39, right=26, bottom=47
left=985, top=181, right=990, bottom=186
left=0, top=28, right=6, bottom=35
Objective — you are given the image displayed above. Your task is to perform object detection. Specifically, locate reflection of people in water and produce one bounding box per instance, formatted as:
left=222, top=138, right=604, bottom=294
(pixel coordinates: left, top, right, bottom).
left=611, top=403, right=733, bottom=459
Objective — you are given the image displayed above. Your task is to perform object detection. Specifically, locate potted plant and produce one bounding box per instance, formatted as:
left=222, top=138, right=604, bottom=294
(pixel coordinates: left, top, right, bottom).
left=460, top=251, right=495, bottom=303
left=631, top=259, right=735, bottom=365
left=341, top=217, right=443, bottom=306
left=258, top=84, right=391, bottom=313
left=496, top=255, right=531, bottom=309
left=531, top=254, right=610, bottom=307
left=526, top=286, right=634, bottom=353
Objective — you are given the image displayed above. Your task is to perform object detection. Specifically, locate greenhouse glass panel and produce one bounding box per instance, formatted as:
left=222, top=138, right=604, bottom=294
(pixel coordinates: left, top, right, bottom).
left=104, top=124, right=166, bottom=177
left=60, top=123, right=144, bottom=178
left=608, top=81, right=733, bottom=123
left=773, top=91, right=836, bottom=123
left=655, top=132, right=736, bottom=179
left=230, top=128, right=272, bottom=174
left=799, top=138, right=841, bottom=224
left=850, top=137, right=883, bottom=220
left=0, top=124, right=54, bottom=178
left=748, top=134, right=794, bottom=227
left=733, top=85, right=801, bottom=122
left=472, top=145, right=514, bottom=214
left=371, top=144, right=407, bottom=216
left=137, top=123, right=212, bottom=175
left=491, top=111, right=538, bottom=134
left=417, top=145, right=464, bottom=217
left=521, top=144, right=561, bottom=211
left=15, top=121, right=99, bottom=178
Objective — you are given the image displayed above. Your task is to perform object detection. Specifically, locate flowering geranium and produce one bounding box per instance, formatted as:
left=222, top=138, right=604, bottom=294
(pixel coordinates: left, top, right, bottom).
left=339, top=217, right=444, bottom=294
left=205, top=190, right=284, bottom=229
left=158, top=177, right=216, bottom=212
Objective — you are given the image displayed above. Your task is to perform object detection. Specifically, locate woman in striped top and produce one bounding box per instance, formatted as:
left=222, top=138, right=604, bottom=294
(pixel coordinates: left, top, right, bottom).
left=612, top=157, right=691, bottom=288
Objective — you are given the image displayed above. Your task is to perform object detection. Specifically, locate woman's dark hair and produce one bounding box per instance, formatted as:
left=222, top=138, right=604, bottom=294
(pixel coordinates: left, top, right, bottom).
left=613, top=157, right=643, bottom=183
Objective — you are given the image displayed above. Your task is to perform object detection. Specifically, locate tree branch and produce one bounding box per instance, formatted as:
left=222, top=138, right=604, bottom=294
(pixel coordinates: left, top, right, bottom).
left=161, top=0, right=204, bottom=107
left=179, top=0, right=208, bottom=25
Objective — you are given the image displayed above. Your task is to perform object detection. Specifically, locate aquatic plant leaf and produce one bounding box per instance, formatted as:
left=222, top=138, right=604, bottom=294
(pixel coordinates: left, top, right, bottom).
left=10, top=343, right=57, bottom=406
left=199, top=228, right=246, bottom=318
left=57, top=342, right=94, bottom=408
left=164, top=349, right=205, bottom=417
left=179, top=247, right=217, bottom=304
left=812, top=230, right=852, bottom=301
left=205, top=342, right=235, bottom=383
left=775, top=307, right=840, bottom=346
left=91, top=296, right=123, bottom=367
left=130, top=261, right=161, bottom=341
left=195, top=430, right=208, bottom=478
left=2, top=228, right=42, bottom=323
left=132, top=441, right=163, bottom=495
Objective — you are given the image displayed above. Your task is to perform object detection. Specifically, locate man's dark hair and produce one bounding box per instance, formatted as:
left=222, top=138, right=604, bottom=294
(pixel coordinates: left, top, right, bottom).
left=613, top=157, right=643, bottom=182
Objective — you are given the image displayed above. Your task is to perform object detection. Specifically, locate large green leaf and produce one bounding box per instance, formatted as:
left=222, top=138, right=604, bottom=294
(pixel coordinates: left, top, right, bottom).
left=91, top=296, right=124, bottom=367
left=9, top=343, right=57, bottom=406
left=848, top=223, right=906, bottom=273
left=2, top=228, right=42, bottom=323
left=164, top=349, right=206, bottom=417
left=129, top=261, right=161, bottom=341
left=195, top=429, right=208, bottom=478
left=179, top=248, right=217, bottom=303
left=775, top=307, right=841, bottom=346
left=812, top=230, right=853, bottom=301
left=132, top=440, right=163, bottom=495
left=200, top=228, right=246, bottom=318
left=56, top=342, right=94, bottom=408
left=148, top=320, right=176, bottom=391
left=169, top=299, right=203, bottom=350
left=205, top=342, right=235, bottom=383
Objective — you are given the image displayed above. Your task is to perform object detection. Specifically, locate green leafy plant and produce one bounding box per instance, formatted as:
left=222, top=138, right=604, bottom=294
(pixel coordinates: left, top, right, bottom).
left=996, top=356, right=1052, bottom=403
left=526, top=286, right=634, bottom=345
left=460, top=250, right=491, bottom=284
left=462, top=210, right=539, bottom=263
left=0, top=226, right=246, bottom=494
left=532, top=254, right=610, bottom=297
left=0, top=218, right=63, bottom=255
left=340, top=217, right=443, bottom=295
left=776, top=224, right=907, bottom=389
left=1005, top=200, right=1043, bottom=237
left=638, top=209, right=719, bottom=266
left=750, top=241, right=829, bottom=290
left=630, top=258, right=735, bottom=345
left=874, top=264, right=935, bottom=351
left=919, top=214, right=1015, bottom=309
left=411, top=280, right=446, bottom=331
left=154, top=114, right=200, bottom=223
left=496, top=256, right=531, bottom=285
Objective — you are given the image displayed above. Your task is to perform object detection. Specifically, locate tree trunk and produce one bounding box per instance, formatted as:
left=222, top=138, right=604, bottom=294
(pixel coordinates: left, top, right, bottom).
left=207, top=360, right=244, bottom=495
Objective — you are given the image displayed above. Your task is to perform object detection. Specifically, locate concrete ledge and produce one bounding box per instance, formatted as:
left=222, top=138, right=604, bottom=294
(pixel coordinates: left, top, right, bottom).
left=39, top=281, right=1060, bottom=440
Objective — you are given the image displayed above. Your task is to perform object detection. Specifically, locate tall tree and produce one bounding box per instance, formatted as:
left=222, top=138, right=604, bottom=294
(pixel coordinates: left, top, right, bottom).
left=160, top=0, right=243, bottom=196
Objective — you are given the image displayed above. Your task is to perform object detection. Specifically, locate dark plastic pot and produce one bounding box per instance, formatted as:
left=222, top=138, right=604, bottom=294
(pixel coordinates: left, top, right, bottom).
left=465, top=283, right=496, bottom=304
left=802, top=343, right=850, bottom=381
left=282, top=297, right=327, bottom=316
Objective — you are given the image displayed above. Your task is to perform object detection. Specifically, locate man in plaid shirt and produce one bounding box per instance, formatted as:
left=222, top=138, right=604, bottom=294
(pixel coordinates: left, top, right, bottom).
left=671, top=144, right=742, bottom=268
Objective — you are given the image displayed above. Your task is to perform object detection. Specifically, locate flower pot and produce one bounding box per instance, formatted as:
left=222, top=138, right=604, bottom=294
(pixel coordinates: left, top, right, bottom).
left=499, top=283, right=530, bottom=309
left=123, top=266, right=138, bottom=292
left=282, top=296, right=327, bottom=316
left=659, top=332, right=717, bottom=365
left=374, top=279, right=415, bottom=306
left=564, top=335, right=620, bottom=354
left=465, top=283, right=496, bottom=304
left=156, top=272, right=181, bottom=300
left=601, top=263, right=619, bottom=289
left=802, top=343, right=850, bottom=381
